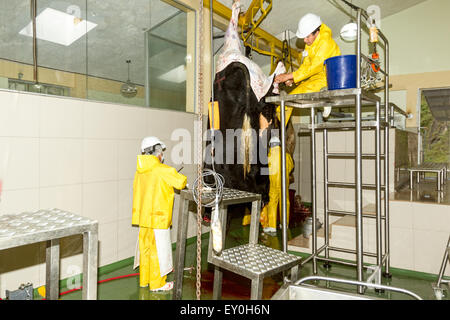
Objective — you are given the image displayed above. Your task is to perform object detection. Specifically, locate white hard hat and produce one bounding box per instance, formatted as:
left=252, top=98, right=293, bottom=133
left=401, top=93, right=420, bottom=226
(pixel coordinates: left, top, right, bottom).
left=141, top=136, right=166, bottom=153
left=296, top=13, right=322, bottom=39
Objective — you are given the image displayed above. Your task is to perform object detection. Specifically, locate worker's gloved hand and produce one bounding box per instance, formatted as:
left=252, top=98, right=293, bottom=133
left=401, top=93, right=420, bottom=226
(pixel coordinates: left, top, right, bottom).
left=185, top=183, right=189, bottom=189
left=323, top=106, right=332, bottom=118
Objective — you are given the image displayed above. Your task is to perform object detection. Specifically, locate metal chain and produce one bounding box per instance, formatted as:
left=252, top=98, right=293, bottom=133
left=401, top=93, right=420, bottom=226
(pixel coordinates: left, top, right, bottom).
left=195, top=0, right=205, bottom=301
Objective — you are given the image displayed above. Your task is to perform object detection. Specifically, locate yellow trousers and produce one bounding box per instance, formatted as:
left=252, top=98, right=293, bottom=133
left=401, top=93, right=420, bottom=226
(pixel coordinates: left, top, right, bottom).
left=260, top=146, right=294, bottom=229
left=139, top=227, right=167, bottom=290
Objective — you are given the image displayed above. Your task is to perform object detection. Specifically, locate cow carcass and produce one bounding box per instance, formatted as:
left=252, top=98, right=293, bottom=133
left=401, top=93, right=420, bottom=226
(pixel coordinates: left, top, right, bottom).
left=203, top=1, right=295, bottom=224
left=205, top=61, right=276, bottom=204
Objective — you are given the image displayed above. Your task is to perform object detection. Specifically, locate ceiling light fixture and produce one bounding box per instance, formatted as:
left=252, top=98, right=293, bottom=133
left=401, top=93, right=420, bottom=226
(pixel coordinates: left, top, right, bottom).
left=158, top=65, right=186, bottom=84
left=121, top=60, right=138, bottom=98
left=19, top=7, right=97, bottom=46
left=340, top=0, right=357, bottom=42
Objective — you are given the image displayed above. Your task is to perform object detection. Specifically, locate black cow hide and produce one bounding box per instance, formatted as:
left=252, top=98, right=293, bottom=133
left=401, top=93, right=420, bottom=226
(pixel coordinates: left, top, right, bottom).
left=204, top=62, right=279, bottom=205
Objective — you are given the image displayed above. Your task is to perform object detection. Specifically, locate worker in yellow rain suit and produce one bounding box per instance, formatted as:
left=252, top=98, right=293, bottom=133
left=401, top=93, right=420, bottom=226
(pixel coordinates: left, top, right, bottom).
left=254, top=14, right=341, bottom=234
left=132, top=136, right=187, bottom=291
left=275, top=13, right=341, bottom=117
left=260, top=127, right=294, bottom=235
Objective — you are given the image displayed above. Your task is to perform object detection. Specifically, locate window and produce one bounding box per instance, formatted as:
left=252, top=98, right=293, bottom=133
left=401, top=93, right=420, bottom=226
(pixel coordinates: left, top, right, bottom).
left=0, top=0, right=195, bottom=113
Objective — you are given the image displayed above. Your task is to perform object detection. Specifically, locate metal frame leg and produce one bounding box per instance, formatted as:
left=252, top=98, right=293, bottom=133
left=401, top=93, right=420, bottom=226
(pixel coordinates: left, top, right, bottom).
left=174, top=196, right=189, bottom=300
left=251, top=277, right=264, bottom=300
left=213, top=267, right=223, bottom=300
left=290, top=265, right=299, bottom=283
left=375, top=101, right=383, bottom=290
left=280, top=100, right=288, bottom=254
left=82, top=227, right=98, bottom=300
left=249, top=200, right=261, bottom=245
left=437, top=172, right=441, bottom=191
left=432, top=236, right=450, bottom=300
left=355, top=11, right=364, bottom=293
left=46, top=239, right=60, bottom=300
left=410, top=170, right=413, bottom=189
left=311, top=107, right=318, bottom=274
left=324, top=129, right=330, bottom=266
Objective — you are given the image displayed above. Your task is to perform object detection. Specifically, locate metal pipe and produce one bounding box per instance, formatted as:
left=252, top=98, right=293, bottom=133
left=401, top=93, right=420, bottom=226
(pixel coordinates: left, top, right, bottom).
left=210, top=0, right=215, bottom=159
left=315, top=257, right=387, bottom=271
left=355, top=8, right=364, bottom=294
left=311, top=107, right=317, bottom=273
left=315, top=257, right=359, bottom=268
left=327, top=246, right=377, bottom=258
left=436, top=237, right=450, bottom=287
left=296, top=276, right=423, bottom=300
left=324, top=129, right=330, bottom=261
left=326, top=182, right=386, bottom=190
left=145, top=32, right=150, bottom=107
left=300, top=245, right=327, bottom=266
left=327, top=153, right=385, bottom=159
left=328, top=210, right=385, bottom=220
left=376, top=100, right=383, bottom=273
left=31, top=0, right=38, bottom=84
left=384, top=36, right=391, bottom=277
left=280, top=100, right=288, bottom=254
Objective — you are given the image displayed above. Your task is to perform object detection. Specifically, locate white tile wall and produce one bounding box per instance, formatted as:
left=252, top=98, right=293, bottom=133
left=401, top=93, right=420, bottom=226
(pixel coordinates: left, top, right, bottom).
left=118, top=140, right=141, bottom=181
left=0, top=91, right=39, bottom=138
left=39, top=184, right=83, bottom=215
left=39, top=138, right=83, bottom=187
left=98, top=221, right=119, bottom=267
left=117, top=218, right=139, bottom=262
left=118, top=179, right=134, bottom=221
left=82, top=181, right=118, bottom=224
left=117, top=106, right=150, bottom=140
left=0, top=188, right=40, bottom=214
left=0, top=137, right=39, bottom=190
left=83, top=139, right=118, bottom=183
left=40, top=97, right=83, bottom=138
left=83, top=103, right=120, bottom=139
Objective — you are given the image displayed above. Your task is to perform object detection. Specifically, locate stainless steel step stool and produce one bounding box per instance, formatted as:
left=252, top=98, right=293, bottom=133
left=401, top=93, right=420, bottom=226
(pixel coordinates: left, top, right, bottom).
left=173, top=188, right=301, bottom=300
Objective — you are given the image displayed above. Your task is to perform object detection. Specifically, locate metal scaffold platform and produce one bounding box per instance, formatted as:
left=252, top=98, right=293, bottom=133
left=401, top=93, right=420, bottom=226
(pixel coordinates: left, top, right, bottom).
left=266, top=7, right=392, bottom=295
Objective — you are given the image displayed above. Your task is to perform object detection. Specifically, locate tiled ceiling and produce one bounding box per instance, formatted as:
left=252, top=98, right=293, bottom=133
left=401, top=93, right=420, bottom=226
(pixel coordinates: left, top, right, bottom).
left=0, top=0, right=428, bottom=86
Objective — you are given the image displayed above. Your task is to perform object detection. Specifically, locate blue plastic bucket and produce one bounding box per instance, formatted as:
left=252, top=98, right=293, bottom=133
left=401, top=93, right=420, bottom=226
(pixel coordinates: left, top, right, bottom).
left=324, top=55, right=357, bottom=90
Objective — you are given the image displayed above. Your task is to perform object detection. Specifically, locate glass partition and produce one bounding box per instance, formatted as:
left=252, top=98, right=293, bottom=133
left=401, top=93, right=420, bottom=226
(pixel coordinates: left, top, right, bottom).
left=0, top=0, right=35, bottom=90
left=147, top=10, right=187, bottom=112
left=0, top=0, right=194, bottom=113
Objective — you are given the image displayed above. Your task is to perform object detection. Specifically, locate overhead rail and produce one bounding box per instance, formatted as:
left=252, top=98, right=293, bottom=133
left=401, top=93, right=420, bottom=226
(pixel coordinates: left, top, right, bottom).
left=204, top=0, right=301, bottom=71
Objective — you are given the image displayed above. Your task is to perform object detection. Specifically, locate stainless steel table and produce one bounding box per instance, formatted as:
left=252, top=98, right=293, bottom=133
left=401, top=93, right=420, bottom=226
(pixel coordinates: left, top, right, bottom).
left=0, top=209, right=98, bottom=300
left=409, top=163, right=447, bottom=191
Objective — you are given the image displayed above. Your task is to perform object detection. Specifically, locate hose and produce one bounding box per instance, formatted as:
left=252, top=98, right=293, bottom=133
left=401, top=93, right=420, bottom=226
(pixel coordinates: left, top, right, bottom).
left=192, top=169, right=224, bottom=208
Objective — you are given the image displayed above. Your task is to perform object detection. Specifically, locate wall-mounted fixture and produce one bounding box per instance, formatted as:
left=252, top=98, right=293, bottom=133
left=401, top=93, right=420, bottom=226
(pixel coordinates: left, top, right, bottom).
left=340, top=21, right=357, bottom=42
left=121, top=60, right=138, bottom=98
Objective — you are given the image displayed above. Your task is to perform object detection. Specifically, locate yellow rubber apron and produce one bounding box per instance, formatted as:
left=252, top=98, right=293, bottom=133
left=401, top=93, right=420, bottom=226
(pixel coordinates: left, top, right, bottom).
left=133, top=228, right=173, bottom=277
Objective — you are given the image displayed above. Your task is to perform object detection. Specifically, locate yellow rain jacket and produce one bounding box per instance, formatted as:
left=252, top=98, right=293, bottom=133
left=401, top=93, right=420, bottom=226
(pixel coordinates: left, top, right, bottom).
left=291, top=23, right=341, bottom=94
left=132, top=155, right=187, bottom=229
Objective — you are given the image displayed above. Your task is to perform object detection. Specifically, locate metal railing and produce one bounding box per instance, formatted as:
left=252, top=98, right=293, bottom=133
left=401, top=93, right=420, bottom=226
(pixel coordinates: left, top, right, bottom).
left=296, top=276, right=422, bottom=300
